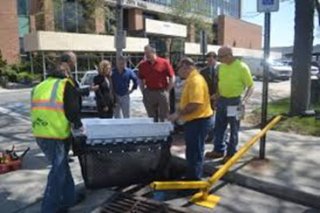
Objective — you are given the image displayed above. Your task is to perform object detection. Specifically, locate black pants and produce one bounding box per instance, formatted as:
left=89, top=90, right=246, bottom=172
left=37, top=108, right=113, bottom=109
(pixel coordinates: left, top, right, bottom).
left=98, top=107, right=113, bottom=118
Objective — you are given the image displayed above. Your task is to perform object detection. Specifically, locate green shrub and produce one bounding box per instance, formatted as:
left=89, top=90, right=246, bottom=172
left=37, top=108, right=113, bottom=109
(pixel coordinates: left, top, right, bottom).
left=17, top=72, right=33, bottom=83
left=0, top=65, right=18, bottom=82
left=0, top=51, right=7, bottom=68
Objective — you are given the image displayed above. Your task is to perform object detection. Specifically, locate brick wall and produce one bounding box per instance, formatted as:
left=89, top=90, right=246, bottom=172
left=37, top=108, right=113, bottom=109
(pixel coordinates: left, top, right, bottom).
left=217, top=15, right=262, bottom=50
left=0, top=0, right=20, bottom=64
left=95, top=7, right=106, bottom=34
left=128, top=8, right=144, bottom=32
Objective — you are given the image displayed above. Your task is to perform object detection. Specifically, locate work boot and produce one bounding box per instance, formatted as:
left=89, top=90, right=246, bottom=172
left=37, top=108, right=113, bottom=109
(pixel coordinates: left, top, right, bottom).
left=204, top=151, right=224, bottom=159
left=222, top=155, right=234, bottom=164
left=205, top=136, right=213, bottom=144
left=75, top=191, right=86, bottom=204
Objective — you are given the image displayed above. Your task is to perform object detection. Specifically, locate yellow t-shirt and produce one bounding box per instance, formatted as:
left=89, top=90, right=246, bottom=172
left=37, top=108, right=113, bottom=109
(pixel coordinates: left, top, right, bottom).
left=218, top=59, right=254, bottom=98
left=179, top=69, right=213, bottom=122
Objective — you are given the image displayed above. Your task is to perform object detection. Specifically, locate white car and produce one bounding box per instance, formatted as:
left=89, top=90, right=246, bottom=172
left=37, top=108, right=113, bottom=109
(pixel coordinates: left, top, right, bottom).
left=281, top=60, right=319, bottom=78
left=310, top=66, right=319, bottom=77
left=79, top=70, right=98, bottom=113
left=242, top=58, right=292, bottom=81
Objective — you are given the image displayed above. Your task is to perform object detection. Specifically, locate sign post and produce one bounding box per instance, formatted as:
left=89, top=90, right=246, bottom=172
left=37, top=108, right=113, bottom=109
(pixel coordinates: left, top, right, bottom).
left=257, top=0, right=279, bottom=159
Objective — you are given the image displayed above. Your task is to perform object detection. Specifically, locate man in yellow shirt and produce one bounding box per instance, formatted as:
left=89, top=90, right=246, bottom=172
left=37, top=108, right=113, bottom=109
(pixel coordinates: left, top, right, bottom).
left=205, top=46, right=254, bottom=163
left=169, top=57, right=213, bottom=180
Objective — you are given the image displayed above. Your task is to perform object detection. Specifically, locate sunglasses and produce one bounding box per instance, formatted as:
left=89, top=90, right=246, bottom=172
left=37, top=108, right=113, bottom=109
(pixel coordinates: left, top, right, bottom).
left=217, top=53, right=229, bottom=59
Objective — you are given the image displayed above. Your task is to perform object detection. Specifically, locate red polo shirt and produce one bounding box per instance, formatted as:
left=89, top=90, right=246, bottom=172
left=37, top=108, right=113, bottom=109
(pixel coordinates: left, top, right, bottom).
left=138, top=57, right=175, bottom=90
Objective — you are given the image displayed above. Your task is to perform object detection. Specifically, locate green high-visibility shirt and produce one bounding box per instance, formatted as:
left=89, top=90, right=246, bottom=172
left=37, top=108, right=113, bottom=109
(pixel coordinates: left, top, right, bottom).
left=218, top=59, right=254, bottom=98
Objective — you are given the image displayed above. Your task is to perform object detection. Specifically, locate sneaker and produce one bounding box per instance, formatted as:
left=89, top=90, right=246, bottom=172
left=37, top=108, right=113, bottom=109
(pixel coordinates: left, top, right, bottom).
left=205, top=151, right=224, bottom=159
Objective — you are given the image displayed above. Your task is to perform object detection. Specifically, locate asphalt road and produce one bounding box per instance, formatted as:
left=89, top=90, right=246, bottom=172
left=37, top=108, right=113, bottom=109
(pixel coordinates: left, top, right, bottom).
left=0, top=89, right=32, bottom=119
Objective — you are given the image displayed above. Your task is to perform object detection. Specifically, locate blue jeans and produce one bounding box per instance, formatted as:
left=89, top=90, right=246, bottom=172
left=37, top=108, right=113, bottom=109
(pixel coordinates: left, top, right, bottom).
left=207, top=115, right=229, bottom=143
left=214, top=97, right=241, bottom=156
left=36, top=138, right=76, bottom=213
left=184, top=117, right=211, bottom=180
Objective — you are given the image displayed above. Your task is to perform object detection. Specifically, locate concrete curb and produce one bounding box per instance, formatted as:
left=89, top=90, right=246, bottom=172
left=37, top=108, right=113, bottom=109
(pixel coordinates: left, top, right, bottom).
left=171, top=157, right=320, bottom=209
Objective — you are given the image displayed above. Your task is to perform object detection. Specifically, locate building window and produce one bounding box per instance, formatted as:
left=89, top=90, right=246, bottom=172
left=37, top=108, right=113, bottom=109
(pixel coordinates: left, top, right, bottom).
left=18, top=0, right=30, bottom=40
left=54, top=0, right=97, bottom=33
left=18, top=0, right=28, bottom=16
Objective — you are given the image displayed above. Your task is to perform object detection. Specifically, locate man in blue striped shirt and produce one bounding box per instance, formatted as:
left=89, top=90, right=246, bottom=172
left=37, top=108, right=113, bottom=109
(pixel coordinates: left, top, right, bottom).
left=112, top=56, right=138, bottom=118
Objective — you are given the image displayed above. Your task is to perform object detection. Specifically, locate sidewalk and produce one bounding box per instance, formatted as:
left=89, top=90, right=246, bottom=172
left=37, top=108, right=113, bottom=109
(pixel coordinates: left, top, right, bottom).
left=0, top=87, right=32, bottom=94
left=1, top=112, right=320, bottom=213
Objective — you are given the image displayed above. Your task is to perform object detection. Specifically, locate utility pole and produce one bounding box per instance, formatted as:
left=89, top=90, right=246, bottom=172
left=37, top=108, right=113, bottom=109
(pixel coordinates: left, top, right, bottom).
left=115, top=0, right=124, bottom=59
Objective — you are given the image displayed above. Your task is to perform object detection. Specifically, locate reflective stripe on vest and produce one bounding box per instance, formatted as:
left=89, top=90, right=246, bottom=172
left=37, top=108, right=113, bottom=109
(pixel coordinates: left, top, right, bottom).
left=31, top=80, right=64, bottom=111
left=31, top=78, right=71, bottom=140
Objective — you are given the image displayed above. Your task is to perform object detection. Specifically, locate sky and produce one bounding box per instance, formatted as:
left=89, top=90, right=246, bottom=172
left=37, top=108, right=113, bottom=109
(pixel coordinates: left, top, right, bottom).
left=242, top=0, right=320, bottom=47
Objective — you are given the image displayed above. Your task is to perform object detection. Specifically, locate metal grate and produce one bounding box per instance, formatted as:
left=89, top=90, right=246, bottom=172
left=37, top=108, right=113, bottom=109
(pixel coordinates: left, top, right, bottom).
left=99, top=193, right=191, bottom=213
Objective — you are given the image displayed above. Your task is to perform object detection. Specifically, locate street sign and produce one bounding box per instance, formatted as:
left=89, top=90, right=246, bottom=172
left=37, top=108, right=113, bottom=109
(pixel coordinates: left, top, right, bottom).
left=115, top=30, right=127, bottom=50
left=257, top=0, right=279, bottom=12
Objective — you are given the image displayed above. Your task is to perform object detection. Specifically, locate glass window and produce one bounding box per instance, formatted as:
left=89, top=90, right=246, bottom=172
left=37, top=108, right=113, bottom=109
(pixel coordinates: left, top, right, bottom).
left=54, top=0, right=86, bottom=33
left=18, top=16, right=29, bottom=37
left=18, top=0, right=28, bottom=16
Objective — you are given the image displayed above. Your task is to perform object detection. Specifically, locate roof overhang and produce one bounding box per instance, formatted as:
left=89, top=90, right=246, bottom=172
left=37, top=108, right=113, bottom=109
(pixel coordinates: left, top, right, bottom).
left=24, top=31, right=149, bottom=53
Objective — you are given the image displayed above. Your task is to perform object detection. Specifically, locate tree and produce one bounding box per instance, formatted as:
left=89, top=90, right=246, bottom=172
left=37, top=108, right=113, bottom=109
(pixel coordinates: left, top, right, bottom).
left=157, top=0, right=216, bottom=63
left=290, top=0, right=315, bottom=115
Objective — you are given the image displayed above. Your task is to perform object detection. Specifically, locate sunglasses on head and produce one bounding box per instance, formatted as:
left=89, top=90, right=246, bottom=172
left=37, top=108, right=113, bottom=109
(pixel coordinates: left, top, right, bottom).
left=218, top=53, right=230, bottom=59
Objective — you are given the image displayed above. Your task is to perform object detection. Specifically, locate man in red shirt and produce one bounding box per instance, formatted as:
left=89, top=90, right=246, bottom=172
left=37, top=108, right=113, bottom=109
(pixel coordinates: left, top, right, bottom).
left=138, top=45, right=175, bottom=122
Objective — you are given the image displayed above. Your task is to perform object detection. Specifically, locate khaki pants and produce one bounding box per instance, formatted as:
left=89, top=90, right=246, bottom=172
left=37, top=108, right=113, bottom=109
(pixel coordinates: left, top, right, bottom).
left=143, top=88, right=169, bottom=122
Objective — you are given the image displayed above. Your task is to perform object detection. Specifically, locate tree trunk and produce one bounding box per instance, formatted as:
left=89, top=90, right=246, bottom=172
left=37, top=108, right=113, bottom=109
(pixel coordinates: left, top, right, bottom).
left=290, top=0, right=315, bottom=115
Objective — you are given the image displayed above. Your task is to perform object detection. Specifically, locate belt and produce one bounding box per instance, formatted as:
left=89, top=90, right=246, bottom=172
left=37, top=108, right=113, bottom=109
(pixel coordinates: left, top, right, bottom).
left=186, top=116, right=211, bottom=123
left=219, top=96, right=241, bottom=101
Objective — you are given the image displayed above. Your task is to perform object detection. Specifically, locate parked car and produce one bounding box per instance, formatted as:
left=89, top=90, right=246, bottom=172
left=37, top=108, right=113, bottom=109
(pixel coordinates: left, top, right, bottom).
left=242, top=58, right=292, bottom=81
left=310, top=65, right=319, bottom=77
left=282, top=60, right=319, bottom=78
left=79, top=70, right=98, bottom=113
left=195, top=61, right=207, bottom=70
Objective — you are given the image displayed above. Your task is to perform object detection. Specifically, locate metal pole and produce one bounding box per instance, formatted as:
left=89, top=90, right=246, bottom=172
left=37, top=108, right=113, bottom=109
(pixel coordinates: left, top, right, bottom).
left=87, top=54, right=90, bottom=70
left=259, top=12, right=271, bottom=159
left=75, top=55, right=78, bottom=83
left=75, top=0, right=79, bottom=33
left=61, top=0, right=65, bottom=31
left=116, top=0, right=124, bottom=58
left=30, top=53, right=34, bottom=76
left=42, top=52, right=46, bottom=80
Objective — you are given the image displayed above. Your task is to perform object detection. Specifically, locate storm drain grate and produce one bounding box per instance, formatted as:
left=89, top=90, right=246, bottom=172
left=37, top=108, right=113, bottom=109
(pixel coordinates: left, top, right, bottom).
left=99, top=193, right=191, bottom=213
